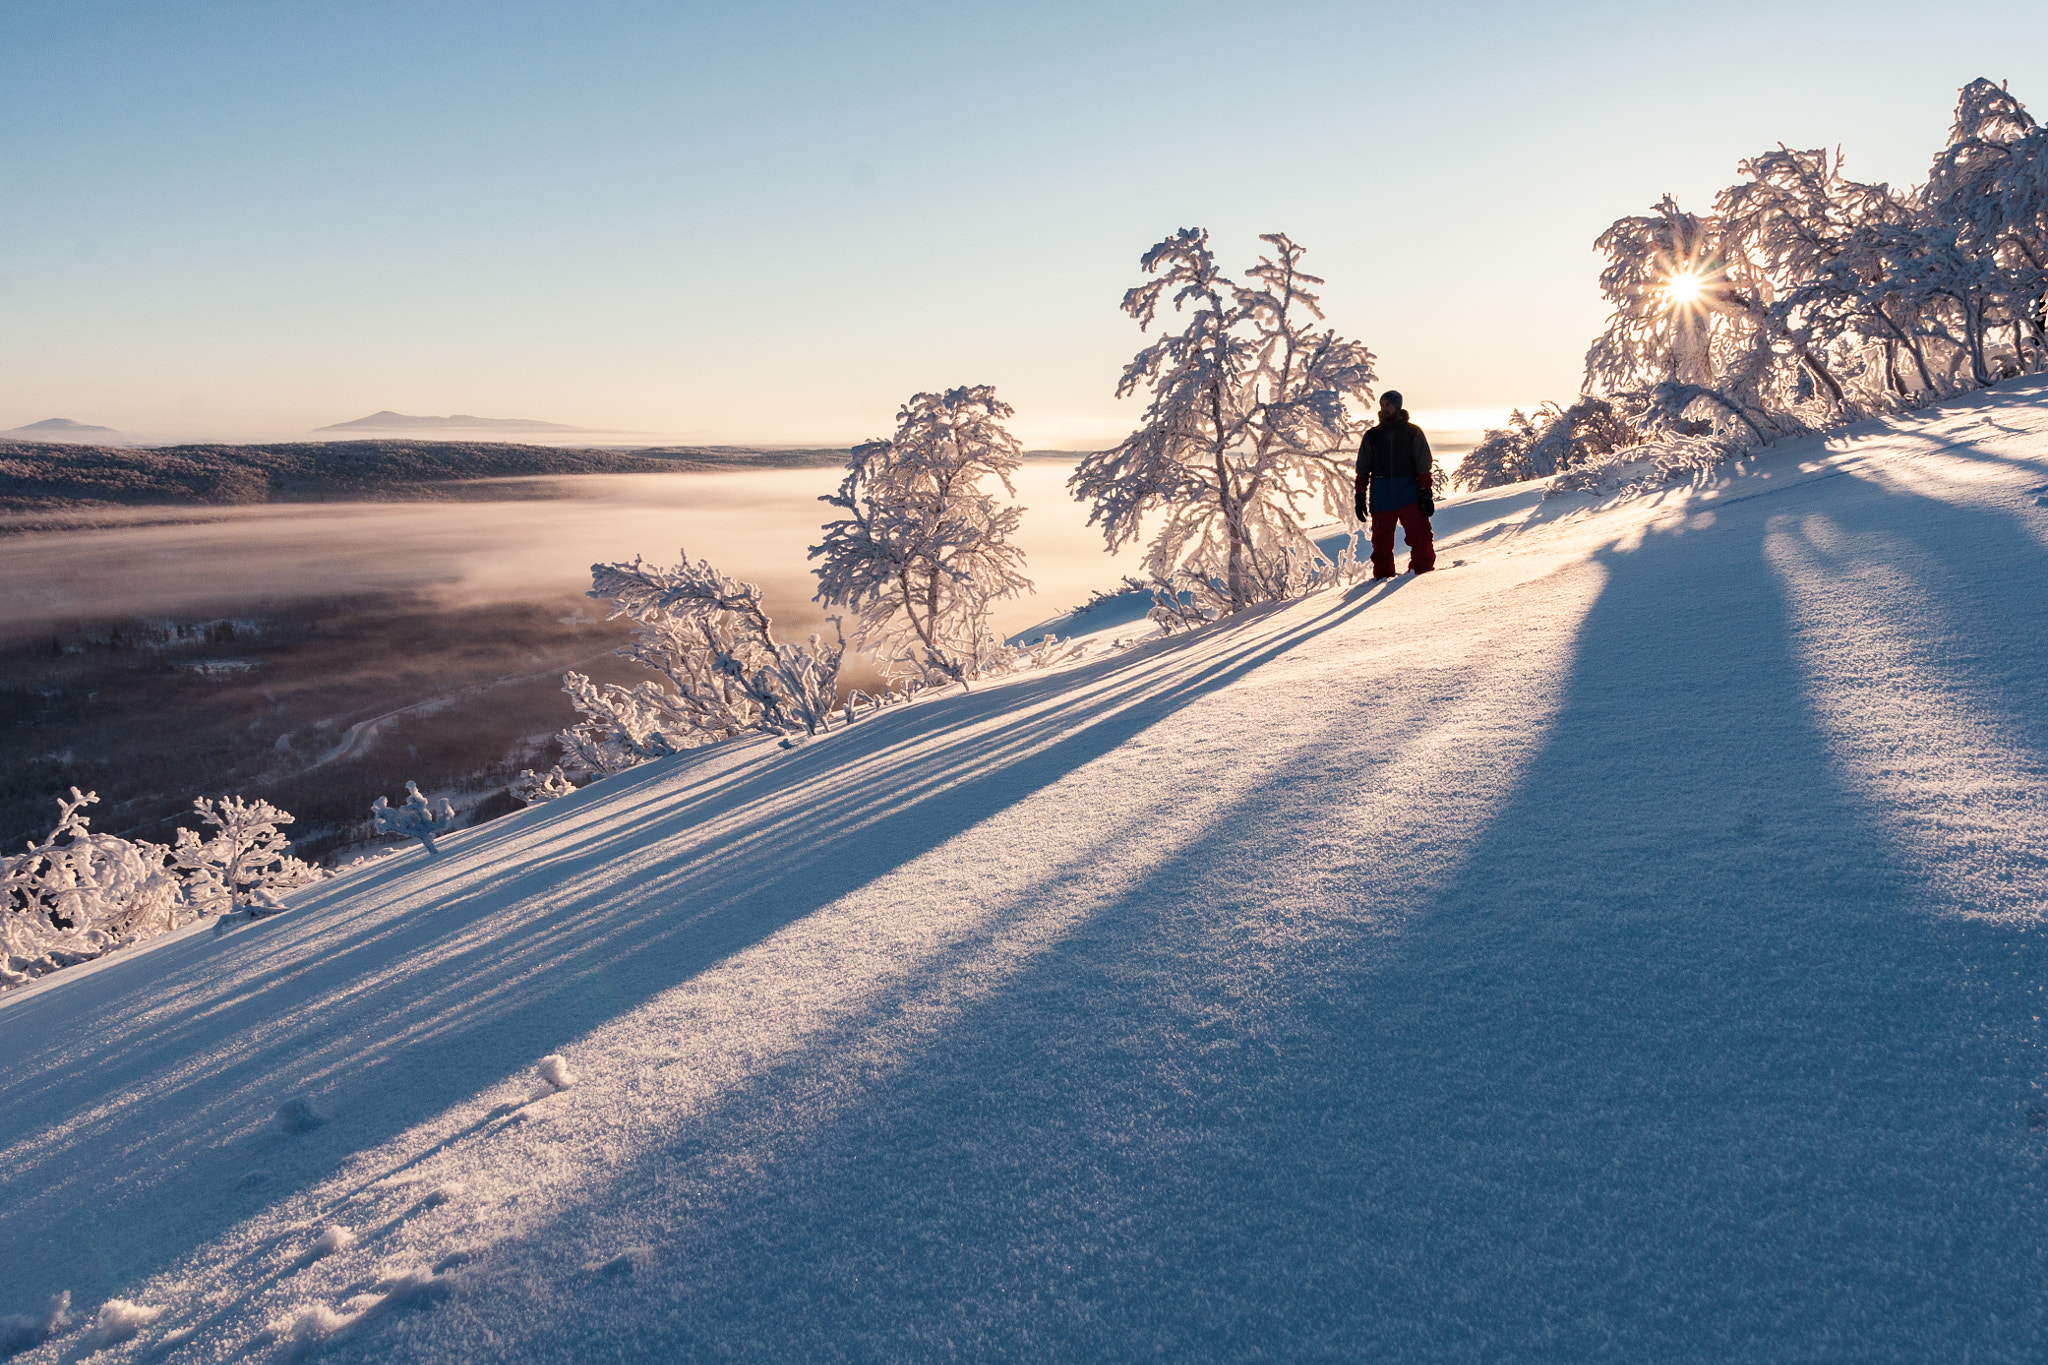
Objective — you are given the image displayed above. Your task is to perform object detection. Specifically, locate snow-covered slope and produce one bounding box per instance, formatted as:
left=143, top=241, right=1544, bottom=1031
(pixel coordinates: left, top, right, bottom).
left=6, top=380, right=2048, bottom=1362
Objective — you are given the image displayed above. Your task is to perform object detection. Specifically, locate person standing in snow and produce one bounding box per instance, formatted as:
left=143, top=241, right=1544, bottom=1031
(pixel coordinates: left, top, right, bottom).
left=1355, top=390, right=1436, bottom=578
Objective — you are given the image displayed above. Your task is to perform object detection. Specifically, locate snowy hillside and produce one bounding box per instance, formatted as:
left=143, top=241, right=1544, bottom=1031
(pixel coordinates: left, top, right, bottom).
left=5, top=380, right=2048, bottom=1361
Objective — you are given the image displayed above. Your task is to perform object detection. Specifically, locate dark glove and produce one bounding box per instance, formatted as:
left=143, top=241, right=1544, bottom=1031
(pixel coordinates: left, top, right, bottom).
left=1418, top=491, right=1435, bottom=517
left=1354, top=501, right=1367, bottom=521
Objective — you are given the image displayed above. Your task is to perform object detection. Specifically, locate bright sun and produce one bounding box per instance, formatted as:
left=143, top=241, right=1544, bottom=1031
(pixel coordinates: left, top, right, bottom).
left=1663, top=270, right=1707, bottom=306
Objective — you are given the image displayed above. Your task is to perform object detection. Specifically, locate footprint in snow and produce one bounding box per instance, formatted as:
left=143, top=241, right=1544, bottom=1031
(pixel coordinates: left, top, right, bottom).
left=589, top=1247, right=654, bottom=1278
left=293, top=1226, right=356, bottom=1269
left=418, top=1182, right=467, bottom=1209
left=275, top=1098, right=324, bottom=1135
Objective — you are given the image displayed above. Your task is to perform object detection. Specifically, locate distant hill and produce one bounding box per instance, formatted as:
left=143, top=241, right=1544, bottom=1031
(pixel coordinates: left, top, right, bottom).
left=0, top=438, right=852, bottom=523
left=0, top=418, right=133, bottom=446
left=315, top=411, right=608, bottom=435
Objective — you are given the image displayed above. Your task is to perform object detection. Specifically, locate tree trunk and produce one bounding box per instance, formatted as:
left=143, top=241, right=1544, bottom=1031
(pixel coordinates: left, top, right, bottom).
left=1203, top=342, right=1246, bottom=613
left=1215, top=447, right=1245, bottom=613
left=1874, top=305, right=1935, bottom=393
left=1800, top=350, right=1847, bottom=408
left=1965, top=296, right=1993, bottom=386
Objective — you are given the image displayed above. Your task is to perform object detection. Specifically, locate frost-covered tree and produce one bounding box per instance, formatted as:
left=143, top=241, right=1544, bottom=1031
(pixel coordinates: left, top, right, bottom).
left=1454, top=397, right=1645, bottom=491
left=1496, top=185, right=1813, bottom=491
left=812, top=386, right=1031, bottom=687
left=1802, top=218, right=1947, bottom=396
left=1071, top=230, right=1377, bottom=617
left=1881, top=220, right=2013, bottom=388
left=371, top=782, right=456, bottom=855
left=1591, top=160, right=1939, bottom=443
left=3, top=789, right=184, bottom=985
left=1716, top=145, right=1923, bottom=413
left=174, top=794, right=323, bottom=913
left=560, top=553, right=845, bottom=772
left=512, top=765, right=577, bottom=805
left=1584, top=195, right=1817, bottom=443
left=3, top=789, right=324, bottom=986
left=1925, top=78, right=2048, bottom=373
left=1456, top=78, right=2048, bottom=496
left=1580, top=81, right=2047, bottom=456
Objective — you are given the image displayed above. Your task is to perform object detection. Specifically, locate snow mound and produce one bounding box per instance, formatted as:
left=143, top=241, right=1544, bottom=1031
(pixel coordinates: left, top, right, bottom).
left=369, top=1266, right=449, bottom=1310
left=418, top=1182, right=466, bottom=1208
left=308, top=1226, right=355, bottom=1259
left=83, top=1298, right=163, bottom=1348
left=268, top=1301, right=350, bottom=1345
left=535, top=1054, right=577, bottom=1091
left=588, top=1247, right=654, bottom=1277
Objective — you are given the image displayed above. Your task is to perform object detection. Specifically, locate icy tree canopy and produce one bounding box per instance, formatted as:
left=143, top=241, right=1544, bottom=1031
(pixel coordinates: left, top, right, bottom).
left=1071, top=229, right=1377, bottom=617
left=812, top=385, right=1032, bottom=687
left=1460, top=77, right=2048, bottom=493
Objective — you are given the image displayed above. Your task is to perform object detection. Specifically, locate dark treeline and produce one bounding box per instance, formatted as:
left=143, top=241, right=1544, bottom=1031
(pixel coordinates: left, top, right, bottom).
left=0, top=439, right=850, bottom=519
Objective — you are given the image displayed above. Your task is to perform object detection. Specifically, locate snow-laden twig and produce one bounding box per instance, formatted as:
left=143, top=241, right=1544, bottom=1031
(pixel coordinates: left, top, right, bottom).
left=372, top=782, right=456, bottom=855
left=511, top=765, right=577, bottom=805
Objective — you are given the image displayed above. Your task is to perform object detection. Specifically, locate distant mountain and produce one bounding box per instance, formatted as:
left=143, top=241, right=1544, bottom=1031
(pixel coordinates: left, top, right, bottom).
left=316, top=411, right=609, bottom=435
left=0, top=417, right=127, bottom=443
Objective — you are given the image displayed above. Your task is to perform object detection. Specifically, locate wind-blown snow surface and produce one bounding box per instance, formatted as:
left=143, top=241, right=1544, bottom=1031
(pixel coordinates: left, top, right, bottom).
left=6, top=380, right=2048, bottom=1362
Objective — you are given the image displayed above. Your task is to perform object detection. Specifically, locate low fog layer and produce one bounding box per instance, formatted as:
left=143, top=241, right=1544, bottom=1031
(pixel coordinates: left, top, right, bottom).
left=0, top=466, right=1149, bottom=640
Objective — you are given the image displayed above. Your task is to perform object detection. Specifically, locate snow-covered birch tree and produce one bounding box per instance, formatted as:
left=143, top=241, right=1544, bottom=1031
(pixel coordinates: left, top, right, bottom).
left=1583, top=84, right=2048, bottom=447
left=561, top=552, right=845, bottom=772
left=1070, top=230, right=1377, bottom=617
left=811, top=386, right=1031, bottom=686
left=3, top=789, right=184, bottom=984
left=1582, top=195, right=1818, bottom=443
left=1421, top=77, right=2047, bottom=495
left=173, top=794, right=323, bottom=914
left=1925, top=78, right=2048, bottom=374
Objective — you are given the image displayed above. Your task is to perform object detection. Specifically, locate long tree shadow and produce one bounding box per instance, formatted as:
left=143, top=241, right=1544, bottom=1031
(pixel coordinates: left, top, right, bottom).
left=0, top=576, right=1408, bottom=1316
left=1785, top=461, right=2048, bottom=748
left=437, top=480, right=2048, bottom=1361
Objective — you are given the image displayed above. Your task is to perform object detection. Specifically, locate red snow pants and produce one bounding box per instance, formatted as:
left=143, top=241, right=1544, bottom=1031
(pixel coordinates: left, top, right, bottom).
left=1369, top=504, right=1436, bottom=577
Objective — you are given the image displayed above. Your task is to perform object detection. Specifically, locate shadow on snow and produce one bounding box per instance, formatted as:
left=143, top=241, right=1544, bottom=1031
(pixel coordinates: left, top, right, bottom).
left=0, top=577, right=1408, bottom=1314
left=401, top=467, right=2048, bottom=1362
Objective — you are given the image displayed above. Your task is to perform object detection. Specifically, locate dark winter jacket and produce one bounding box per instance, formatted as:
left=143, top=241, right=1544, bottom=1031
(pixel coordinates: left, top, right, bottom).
left=1356, top=413, right=1434, bottom=515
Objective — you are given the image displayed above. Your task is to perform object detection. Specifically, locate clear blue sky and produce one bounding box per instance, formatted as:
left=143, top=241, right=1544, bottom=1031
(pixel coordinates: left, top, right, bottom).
left=2, top=1, right=2042, bottom=445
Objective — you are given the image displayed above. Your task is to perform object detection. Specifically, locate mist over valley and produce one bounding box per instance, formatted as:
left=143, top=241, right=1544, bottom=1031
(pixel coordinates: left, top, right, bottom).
left=0, top=462, right=1168, bottom=861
